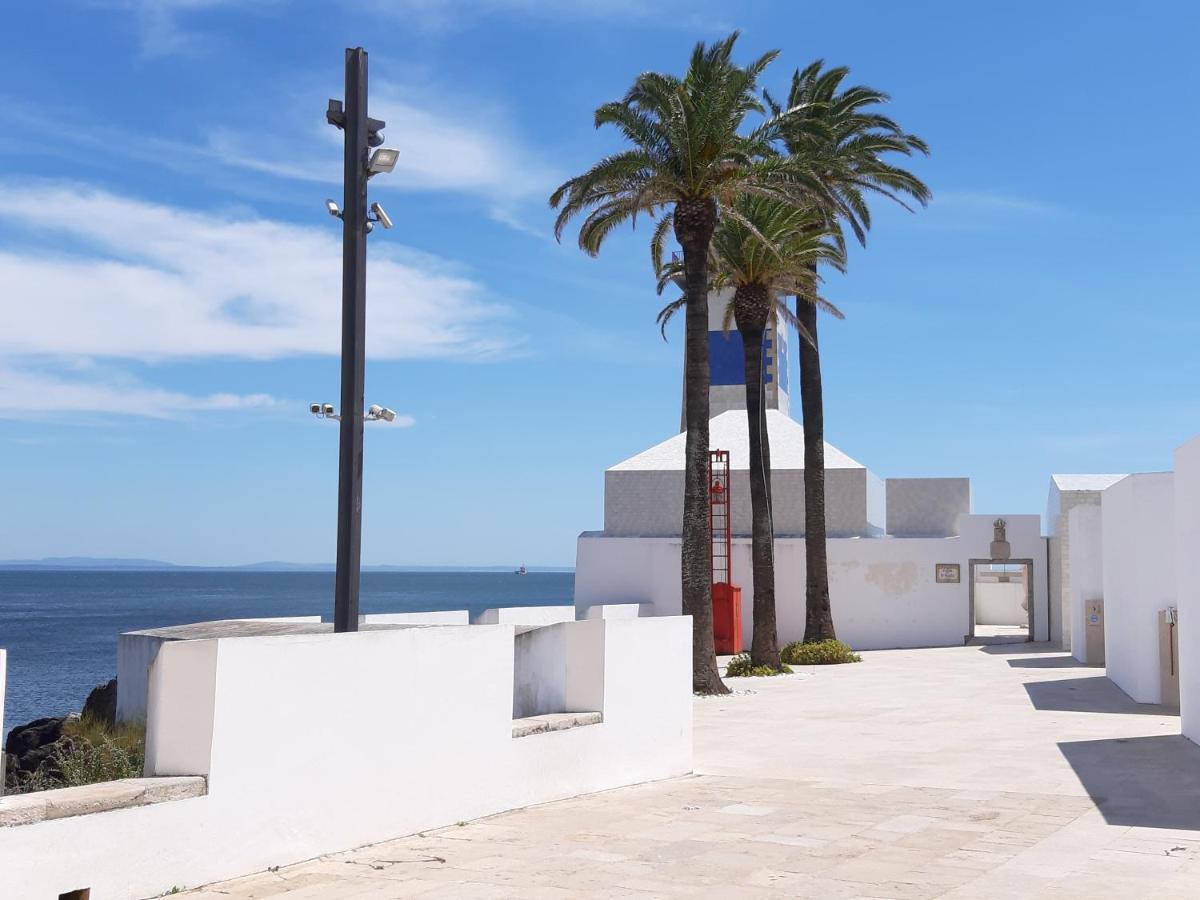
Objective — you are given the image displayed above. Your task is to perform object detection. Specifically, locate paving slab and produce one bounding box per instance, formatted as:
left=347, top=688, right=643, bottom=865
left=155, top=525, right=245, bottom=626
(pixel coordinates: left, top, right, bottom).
left=181, top=641, right=1200, bottom=898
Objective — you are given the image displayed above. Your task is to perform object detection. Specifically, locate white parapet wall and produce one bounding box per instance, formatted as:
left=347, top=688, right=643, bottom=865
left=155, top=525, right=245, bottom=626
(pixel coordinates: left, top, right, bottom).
left=576, top=512, right=1050, bottom=650
left=360, top=610, right=470, bottom=625
left=974, top=581, right=1027, bottom=626
left=1102, top=472, right=1177, bottom=704
left=0, top=616, right=692, bottom=899
left=1176, top=437, right=1200, bottom=744
left=1067, top=504, right=1105, bottom=663
left=116, top=616, right=323, bottom=723
left=0, top=648, right=5, bottom=792
left=474, top=605, right=576, bottom=626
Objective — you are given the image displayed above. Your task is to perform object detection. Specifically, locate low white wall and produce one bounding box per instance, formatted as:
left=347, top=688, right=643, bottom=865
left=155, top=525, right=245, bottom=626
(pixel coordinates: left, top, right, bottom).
left=0, top=648, right=6, bottom=793
left=361, top=611, right=470, bottom=625
left=1176, top=438, right=1200, bottom=744
left=578, top=602, right=651, bottom=620
left=474, top=606, right=576, bottom=626
left=577, top=510, right=1049, bottom=650
left=0, top=617, right=692, bottom=899
left=512, top=619, right=607, bottom=718
left=1103, top=473, right=1176, bottom=704
left=975, top=581, right=1027, bottom=626
left=1068, top=504, right=1104, bottom=663
left=577, top=533, right=973, bottom=650
left=116, top=617, right=323, bottom=723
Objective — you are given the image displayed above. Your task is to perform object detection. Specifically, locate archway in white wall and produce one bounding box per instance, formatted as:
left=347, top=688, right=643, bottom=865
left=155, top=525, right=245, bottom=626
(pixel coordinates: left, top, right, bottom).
left=967, top=558, right=1034, bottom=643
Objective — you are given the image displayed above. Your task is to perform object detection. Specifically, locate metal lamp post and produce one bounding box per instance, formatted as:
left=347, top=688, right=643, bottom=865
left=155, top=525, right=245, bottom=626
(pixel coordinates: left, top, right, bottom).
left=324, top=46, right=398, bottom=633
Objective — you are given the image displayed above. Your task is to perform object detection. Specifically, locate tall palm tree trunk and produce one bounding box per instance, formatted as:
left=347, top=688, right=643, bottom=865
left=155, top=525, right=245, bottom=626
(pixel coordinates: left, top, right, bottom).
left=739, top=312, right=780, bottom=668
left=677, top=199, right=728, bottom=694
left=798, top=297, right=837, bottom=642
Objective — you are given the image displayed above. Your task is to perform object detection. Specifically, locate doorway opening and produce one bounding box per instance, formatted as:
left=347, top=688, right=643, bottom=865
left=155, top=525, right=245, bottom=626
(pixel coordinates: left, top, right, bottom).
left=967, top=558, right=1034, bottom=643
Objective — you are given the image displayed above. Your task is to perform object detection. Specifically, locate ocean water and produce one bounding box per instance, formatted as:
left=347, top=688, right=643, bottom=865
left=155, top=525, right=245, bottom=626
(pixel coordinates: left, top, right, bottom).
left=0, top=570, right=574, bottom=731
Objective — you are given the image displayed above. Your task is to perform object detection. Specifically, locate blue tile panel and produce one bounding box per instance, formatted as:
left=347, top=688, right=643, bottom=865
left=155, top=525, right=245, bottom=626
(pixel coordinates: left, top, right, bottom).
left=708, top=331, right=776, bottom=386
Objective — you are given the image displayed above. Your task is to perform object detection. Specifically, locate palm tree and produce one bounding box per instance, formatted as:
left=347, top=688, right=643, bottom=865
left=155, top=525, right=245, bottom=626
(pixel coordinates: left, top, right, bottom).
left=768, top=61, right=930, bottom=643
left=550, top=33, right=821, bottom=693
left=658, top=197, right=844, bottom=668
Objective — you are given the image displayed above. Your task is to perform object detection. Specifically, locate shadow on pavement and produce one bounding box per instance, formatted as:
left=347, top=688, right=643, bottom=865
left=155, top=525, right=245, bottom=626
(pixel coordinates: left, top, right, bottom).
left=1059, top=734, right=1200, bottom=829
left=975, top=641, right=1054, bottom=655
left=1007, top=655, right=1092, bottom=669
left=1024, top=676, right=1178, bottom=716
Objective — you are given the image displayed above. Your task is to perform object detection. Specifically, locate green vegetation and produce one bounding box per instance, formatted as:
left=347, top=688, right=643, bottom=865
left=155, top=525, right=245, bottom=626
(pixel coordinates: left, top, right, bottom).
left=780, top=639, right=862, bottom=666
left=724, top=652, right=793, bottom=677
left=8, top=716, right=145, bottom=795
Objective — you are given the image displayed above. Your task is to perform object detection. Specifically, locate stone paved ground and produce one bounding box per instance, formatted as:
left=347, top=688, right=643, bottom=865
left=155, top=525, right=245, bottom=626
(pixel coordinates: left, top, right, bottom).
left=183, top=640, right=1200, bottom=898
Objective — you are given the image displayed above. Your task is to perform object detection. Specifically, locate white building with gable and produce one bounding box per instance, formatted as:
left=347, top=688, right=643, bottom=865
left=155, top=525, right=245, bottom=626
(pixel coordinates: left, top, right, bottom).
left=575, top=298, right=1049, bottom=649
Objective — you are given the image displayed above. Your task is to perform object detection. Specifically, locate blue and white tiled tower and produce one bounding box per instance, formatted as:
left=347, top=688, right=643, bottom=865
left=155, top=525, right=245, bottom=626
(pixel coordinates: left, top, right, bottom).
left=700, top=288, right=791, bottom=423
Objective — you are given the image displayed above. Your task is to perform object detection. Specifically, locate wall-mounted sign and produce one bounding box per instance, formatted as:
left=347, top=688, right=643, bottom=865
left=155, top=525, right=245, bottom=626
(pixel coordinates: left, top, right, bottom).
left=935, top=563, right=961, bottom=584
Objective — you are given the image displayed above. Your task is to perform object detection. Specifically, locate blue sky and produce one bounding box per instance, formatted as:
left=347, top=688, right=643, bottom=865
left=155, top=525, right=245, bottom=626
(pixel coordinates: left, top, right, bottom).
left=0, top=1, right=1197, bottom=566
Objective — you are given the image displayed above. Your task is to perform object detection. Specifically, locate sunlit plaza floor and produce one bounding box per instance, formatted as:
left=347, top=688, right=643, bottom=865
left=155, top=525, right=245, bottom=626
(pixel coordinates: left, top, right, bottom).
left=183, top=640, right=1200, bottom=898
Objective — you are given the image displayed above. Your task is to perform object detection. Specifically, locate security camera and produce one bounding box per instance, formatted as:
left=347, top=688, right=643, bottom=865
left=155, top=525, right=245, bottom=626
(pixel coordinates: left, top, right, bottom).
left=370, top=201, right=393, bottom=230
left=325, top=199, right=341, bottom=218
left=323, top=404, right=335, bottom=416
left=367, top=404, right=383, bottom=418
left=379, top=407, right=397, bottom=423
left=309, top=403, right=321, bottom=415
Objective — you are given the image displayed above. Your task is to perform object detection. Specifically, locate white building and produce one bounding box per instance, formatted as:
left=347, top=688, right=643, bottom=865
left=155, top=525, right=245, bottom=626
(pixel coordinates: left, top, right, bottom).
left=1045, top=474, right=1126, bottom=650
left=575, top=304, right=1048, bottom=649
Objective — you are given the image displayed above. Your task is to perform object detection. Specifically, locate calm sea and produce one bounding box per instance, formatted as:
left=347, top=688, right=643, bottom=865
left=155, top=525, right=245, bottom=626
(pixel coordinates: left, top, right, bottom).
left=0, top=570, right=574, bottom=731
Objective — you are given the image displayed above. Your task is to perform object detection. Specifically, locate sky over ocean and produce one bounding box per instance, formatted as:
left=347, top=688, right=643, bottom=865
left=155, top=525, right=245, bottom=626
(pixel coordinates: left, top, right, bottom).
left=0, top=1, right=1197, bottom=567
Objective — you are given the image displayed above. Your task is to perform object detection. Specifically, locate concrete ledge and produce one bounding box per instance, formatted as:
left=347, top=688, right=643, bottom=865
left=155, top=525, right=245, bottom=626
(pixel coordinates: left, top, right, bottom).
left=512, top=712, right=602, bottom=739
left=0, top=776, right=206, bottom=827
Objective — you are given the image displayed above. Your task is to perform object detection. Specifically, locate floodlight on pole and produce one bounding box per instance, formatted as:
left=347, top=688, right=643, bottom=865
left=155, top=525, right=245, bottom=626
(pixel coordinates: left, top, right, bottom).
left=367, top=147, right=399, bottom=175
left=310, top=402, right=398, bottom=423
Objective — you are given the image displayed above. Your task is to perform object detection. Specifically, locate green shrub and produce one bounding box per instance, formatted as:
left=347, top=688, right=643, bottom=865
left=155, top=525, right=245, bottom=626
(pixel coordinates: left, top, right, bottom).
left=724, top=652, right=792, bottom=677
left=8, top=717, right=145, bottom=794
left=780, top=639, right=862, bottom=666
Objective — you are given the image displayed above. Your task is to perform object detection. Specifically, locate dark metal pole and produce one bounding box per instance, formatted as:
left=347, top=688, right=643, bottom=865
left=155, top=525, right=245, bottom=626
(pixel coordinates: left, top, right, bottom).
left=333, top=47, right=369, bottom=633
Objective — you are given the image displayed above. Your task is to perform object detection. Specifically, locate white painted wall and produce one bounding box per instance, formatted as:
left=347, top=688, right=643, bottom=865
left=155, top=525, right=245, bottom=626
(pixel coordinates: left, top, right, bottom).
left=117, top=616, right=323, bottom=723
left=473, top=606, right=576, bottom=626
left=975, top=581, right=1027, bottom=626
left=1175, top=438, right=1200, bottom=744
left=576, top=512, right=1049, bottom=650
left=512, top=619, right=608, bottom=718
left=0, top=648, right=6, bottom=793
left=1067, top=504, right=1104, bottom=663
left=0, top=617, right=691, bottom=900
left=957, top=514, right=1049, bottom=642
left=361, top=611, right=470, bottom=625
left=886, top=477, right=971, bottom=537
left=577, top=534, right=974, bottom=650
left=1103, top=473, right=1177, bottom=704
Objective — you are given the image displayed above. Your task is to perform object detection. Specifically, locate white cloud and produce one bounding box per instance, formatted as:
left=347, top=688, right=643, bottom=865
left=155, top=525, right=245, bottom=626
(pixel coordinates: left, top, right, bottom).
left=0, top=181, right=514, bottom=418
left=200, top=80, right=559, bottom=227
left=0, top=363, right=280, bottom=419
left=0, top=181, right=514, bottom=361
left=102, top=0, right=279, bottom=57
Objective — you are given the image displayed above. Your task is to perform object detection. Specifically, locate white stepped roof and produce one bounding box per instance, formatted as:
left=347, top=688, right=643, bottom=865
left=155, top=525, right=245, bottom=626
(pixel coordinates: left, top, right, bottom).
left=1051, top=474, right=1127, bottom=492
left=610, top=409, right=865, bottom=472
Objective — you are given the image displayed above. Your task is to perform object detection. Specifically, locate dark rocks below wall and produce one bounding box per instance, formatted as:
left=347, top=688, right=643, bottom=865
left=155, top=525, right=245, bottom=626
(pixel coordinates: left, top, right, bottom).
left=3, top=677, right=117, bottom=793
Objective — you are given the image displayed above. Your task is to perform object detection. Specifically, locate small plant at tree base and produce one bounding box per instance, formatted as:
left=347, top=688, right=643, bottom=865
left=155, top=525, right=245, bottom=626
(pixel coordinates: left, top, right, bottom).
left=724, top=652, right=793, bottom=677
left=780, top=639, right=862, bottom=666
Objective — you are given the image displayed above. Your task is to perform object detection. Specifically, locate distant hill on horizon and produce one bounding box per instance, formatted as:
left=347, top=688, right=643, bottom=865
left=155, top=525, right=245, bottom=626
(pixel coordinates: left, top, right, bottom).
left=0, top=557, right=574, bottom=573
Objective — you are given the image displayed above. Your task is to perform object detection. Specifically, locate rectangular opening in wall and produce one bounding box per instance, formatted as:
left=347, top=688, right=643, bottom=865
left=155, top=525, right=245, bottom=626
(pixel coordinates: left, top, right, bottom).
left=59, top=890, right=91, bottom=900
left=974, top=563, right=1029, bottom=637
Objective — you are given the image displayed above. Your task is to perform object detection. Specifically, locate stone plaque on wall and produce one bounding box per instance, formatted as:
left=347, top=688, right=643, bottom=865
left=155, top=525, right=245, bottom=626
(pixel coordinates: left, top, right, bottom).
left=935, top=563, right=961, bottom=584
